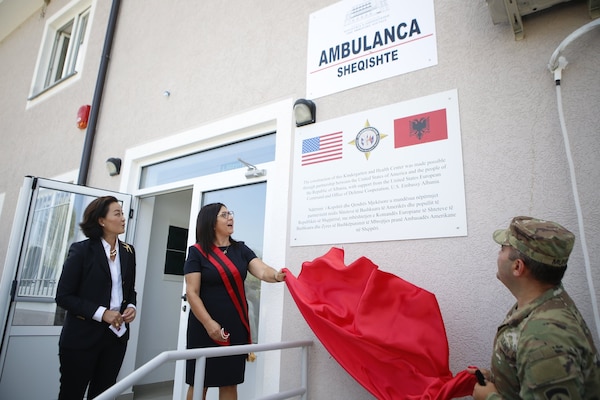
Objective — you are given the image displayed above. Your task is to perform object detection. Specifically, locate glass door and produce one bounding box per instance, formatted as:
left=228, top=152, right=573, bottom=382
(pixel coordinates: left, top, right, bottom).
left=203, top=183, right=267, bottom=346
left=0, top=177, right=131, bottom=399
left=173, top=177, right=267, bottom=400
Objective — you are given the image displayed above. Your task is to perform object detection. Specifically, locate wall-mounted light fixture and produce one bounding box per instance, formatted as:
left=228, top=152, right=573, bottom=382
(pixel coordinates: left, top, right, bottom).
left=106, top=158, right=122, bottom=176
left=294, top=99, right=316, bottom=127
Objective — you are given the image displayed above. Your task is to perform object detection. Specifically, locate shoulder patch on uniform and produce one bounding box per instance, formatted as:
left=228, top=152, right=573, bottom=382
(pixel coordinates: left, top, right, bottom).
left=544, top=387, right=570, bottom=400
left=530, top=354, right=571, bottom=384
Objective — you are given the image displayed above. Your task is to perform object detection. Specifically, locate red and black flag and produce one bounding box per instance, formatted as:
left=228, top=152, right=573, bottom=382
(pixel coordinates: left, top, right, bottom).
left=394, top=108, right=448, bottom=149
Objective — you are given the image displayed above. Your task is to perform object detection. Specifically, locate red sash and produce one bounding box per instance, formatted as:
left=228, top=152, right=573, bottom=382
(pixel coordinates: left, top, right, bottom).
left=194, top=243, right=252, bottom=344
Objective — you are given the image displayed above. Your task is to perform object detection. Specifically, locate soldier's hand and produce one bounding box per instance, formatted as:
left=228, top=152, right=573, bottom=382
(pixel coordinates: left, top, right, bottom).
left=473, top=380, right=498, bottom=400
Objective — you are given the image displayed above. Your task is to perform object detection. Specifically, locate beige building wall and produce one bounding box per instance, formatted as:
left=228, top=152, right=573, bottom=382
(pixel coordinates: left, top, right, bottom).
left=1, top=0, right=598, bottom=399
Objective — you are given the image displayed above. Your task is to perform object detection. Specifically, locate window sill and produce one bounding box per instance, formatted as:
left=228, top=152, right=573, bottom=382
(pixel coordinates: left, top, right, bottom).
left=28, top=71, right=79, bottom=102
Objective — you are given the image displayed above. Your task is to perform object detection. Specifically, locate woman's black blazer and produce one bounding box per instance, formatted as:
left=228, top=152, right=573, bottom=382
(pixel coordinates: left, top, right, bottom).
left=55, top=238, right=137, bottom=349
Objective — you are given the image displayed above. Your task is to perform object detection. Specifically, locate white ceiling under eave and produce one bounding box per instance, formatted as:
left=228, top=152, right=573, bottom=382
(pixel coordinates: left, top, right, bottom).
left=0, top=0, right=45, bottom=43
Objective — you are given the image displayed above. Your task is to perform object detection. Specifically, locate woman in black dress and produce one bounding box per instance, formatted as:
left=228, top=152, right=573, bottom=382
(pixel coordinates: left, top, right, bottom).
left=184, top=202, right=285, bottom=400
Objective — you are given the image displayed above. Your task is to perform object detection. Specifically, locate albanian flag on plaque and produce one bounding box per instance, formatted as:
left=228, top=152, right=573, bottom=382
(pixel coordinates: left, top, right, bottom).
left=283, top=248, right=475, bottom=400
left=394, top=108, right=448, bottom=149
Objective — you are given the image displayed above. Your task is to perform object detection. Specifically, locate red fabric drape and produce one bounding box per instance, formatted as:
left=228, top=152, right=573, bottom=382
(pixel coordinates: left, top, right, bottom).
left=283, top=247, right=475, bottom=400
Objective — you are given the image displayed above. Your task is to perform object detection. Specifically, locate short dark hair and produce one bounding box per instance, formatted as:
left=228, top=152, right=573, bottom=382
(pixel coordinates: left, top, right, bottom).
left=79, top=196, right=119, bottom=239
left=507, top=246, right=566, bottom=285
left=195, top=202, right=236, bottom=255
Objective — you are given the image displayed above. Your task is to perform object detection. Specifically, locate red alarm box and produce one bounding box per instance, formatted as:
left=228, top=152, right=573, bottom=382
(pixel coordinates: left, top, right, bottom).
left=77, top=105, right=91, bottom=129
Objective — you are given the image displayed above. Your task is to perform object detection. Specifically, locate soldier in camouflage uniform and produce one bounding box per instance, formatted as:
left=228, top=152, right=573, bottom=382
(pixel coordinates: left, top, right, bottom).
left=472, top=216, right=600, bottom=400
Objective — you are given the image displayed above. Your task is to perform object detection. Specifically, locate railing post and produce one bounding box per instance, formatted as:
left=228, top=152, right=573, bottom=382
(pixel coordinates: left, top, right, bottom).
left=301, top=346, right=308, bottom=400
left=192, top=356, right=207, bottom=400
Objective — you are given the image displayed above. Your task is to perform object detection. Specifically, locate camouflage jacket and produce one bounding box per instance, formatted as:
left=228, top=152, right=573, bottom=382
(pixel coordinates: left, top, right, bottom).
left=488, top=284, right=600, bottom=400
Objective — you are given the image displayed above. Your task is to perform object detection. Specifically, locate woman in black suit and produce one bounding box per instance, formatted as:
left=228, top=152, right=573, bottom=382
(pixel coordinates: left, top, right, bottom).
left=55, top=196, right=137, bottom=399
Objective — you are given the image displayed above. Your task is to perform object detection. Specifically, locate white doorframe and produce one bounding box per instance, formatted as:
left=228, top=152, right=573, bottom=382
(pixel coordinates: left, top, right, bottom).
left=119, top=99, right=293, bottom=399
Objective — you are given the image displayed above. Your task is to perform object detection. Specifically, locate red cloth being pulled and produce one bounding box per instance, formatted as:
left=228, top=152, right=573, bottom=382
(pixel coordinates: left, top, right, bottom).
left=283, top=247, right=475, bottom=400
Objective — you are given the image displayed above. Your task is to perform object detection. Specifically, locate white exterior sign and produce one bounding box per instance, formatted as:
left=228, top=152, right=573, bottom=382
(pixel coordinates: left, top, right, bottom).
left=306, top=0, right=438, bottom=99
left=291, top=89, right=467, bottom=246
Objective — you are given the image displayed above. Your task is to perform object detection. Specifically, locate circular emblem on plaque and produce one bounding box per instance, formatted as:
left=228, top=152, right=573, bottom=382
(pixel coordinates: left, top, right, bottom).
left=354, top=126, right=380, bottom=153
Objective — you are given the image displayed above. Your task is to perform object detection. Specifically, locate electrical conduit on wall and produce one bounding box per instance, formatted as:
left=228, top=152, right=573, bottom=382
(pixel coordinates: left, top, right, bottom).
left=548, top=18, right=600, bottom=342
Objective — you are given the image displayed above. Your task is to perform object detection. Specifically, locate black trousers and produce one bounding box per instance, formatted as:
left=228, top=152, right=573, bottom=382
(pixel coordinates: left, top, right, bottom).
left=58, top=329, right=127, bottom=400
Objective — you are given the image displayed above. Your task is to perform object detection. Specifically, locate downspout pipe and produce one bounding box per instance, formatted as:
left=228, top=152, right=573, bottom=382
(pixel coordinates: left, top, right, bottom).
left=77, top=0, right=122, bottom=185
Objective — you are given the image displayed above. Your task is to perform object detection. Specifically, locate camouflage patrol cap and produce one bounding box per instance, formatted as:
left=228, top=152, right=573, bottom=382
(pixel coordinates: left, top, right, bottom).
left=493, top=216, right=575, bottom=267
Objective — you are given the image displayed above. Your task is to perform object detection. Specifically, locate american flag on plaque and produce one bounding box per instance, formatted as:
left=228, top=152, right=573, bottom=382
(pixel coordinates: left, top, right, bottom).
left=301, top=131, right=343, bottom=166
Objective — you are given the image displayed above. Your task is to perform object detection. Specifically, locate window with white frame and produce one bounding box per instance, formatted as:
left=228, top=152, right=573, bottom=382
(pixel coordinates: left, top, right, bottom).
left=30, top=0, right=93, bottom=98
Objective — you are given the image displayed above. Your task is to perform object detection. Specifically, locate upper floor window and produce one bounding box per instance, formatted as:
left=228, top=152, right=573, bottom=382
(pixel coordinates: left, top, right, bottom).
left=30, top=1, right=93, bottom=99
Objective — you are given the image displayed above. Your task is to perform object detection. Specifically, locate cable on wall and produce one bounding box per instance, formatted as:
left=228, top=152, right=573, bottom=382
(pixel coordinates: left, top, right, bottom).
left=548, top=18, right=600, bottom=342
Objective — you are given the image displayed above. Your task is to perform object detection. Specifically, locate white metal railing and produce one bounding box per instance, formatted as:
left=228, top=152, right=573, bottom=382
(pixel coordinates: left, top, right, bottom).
left=17, top=278, right=58, bottom=297
left=95, top=340, right=313, bottom=400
